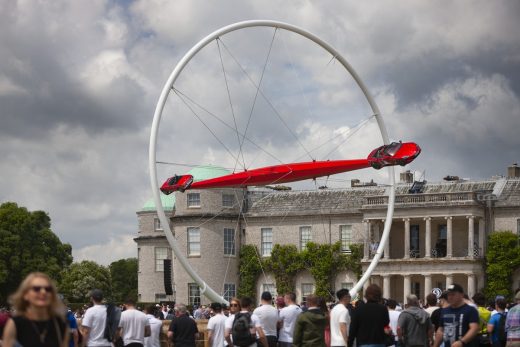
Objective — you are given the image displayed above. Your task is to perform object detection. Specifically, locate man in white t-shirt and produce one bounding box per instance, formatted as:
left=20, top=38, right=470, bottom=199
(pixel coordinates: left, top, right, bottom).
left=253, top=292, right=279, bottom=347
left=330, top=289, right=351, bottom=347
left=117, top=298, right=151, bottom=347
left=81, top=289, right=112, bottom=347
left=277, top=292, right=302, bottom=347
left=208, top=302, right=227, bottom=347
left=143, top=305, right=162, bottom=347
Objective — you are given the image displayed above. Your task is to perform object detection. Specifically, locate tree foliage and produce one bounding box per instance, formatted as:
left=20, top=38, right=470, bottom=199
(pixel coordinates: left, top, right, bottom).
left=237, top=242, right=362, bottom=300
left=59, top=260, right=112, bottom=302
left=237, top=245, right=263, bottom=300
left=110, top=258, right=138, bottom=303
left=0, top=202, right=73, bottom=305
left=485, top=230, right=520, bottom=300
left=302, top=242, right=346, bottom=299
left=264, top=245, right=304, bottom=295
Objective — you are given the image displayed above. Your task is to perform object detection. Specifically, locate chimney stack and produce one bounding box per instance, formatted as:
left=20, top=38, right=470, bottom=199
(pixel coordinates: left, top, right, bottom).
left=508, top=163, right=520, bottom=178
left=400, top=170, right=414, bottom=183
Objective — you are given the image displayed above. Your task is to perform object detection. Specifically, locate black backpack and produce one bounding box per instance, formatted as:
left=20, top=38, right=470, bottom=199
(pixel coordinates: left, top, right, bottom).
left=496, top=312, right=507, bottom=345
left=231, top=312, right=256, bottom=347
left=104, top=303, right=122, bottom=342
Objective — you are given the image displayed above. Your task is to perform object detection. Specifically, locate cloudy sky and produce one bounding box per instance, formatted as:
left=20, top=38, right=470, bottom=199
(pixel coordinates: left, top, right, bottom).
left=1, top=0, right=519, bottom=265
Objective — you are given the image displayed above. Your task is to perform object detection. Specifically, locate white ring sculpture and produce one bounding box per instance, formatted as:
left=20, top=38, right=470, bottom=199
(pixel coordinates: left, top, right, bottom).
left=149, top=20, right=396, bottom=304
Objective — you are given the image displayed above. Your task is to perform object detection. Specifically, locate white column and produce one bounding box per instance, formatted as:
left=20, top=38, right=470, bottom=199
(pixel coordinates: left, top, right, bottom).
left=363, top=220, right=370, bottom=259
left=404, top=218, right=410, bottom=259
left=445, top=274, right=453, bottom=289
left=425, top=217, right=432, bottom=258
left=383, top=275, right=391, bottom=299
left=478, top=218, right=485, bottom=257
left=446, top=217, right=453, bottom=258
left=467, top=274, right=476, bottom=297
left=468, top=216, right=475, bottom=258
left=424, top=274, right=432, bottom=299
left=403, top=274, right=411, bottom=303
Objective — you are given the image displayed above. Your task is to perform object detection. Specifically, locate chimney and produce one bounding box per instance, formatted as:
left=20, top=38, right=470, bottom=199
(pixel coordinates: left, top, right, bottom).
left=508, top=163, right=520, bottom=178
left=400, top=170, right=414, bottom=183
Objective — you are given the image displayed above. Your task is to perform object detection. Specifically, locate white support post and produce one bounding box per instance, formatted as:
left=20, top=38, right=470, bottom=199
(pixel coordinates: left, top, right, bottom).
left=404, top=218, right=410, bottom=259
left=446, top=217, right=453, bottom=258
left=425, top=217, right=431, bottom=258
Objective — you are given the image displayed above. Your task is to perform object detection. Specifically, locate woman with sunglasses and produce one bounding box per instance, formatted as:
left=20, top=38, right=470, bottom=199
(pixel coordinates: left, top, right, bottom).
left=2, top=272, right=69, bottom=347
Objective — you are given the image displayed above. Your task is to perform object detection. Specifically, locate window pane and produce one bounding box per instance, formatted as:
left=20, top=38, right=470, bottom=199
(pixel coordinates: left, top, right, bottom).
left=341, top=282, right=353, bottom=290
left=301, top=283, right=314, bottom=305
left=300, top=226, right=312, bottom=250
left=188, top=283, right=201, bottom=307
left=187, top=193, right=200, bottom=207
left=155, top=247, right=168, bottom=271
left=188, top=227, right=201, bottom=256
left=154, top=217, right=163, bottom=231
left=340, top=225, right=352, bottom=253
left=224, top=228, right=235, bottom=255
left=222, top=194, right=234, bottom=207
left=410, top=225, right=420, bottom=251
left=261, top=228, right=273, bottom=256
left=223, top=283, right=236, bottom=302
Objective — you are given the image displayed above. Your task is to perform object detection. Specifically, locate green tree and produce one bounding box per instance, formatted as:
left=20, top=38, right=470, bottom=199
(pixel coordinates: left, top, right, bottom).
left=264, top=244, right=304, bottom=295
left=60, top=260, right=112, bottom=303
left=0, top=202, right=73, bottom=305
left=237, top=245, right=263, bottom=300
left=485, top=230, right=520, bottom=300
left=301, top=242, right=346, bottom=299
left=110, top=258, right=138, bottom=303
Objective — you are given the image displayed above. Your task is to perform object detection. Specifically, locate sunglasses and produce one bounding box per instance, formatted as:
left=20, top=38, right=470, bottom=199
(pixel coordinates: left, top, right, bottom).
left=230, top=303, right=240, bottom=307
left=31, top=286, right=53, bottom=293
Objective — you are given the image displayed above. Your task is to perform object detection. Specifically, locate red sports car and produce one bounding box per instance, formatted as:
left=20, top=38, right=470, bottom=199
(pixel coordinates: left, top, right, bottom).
left=367, top=141, right=421, bottom=169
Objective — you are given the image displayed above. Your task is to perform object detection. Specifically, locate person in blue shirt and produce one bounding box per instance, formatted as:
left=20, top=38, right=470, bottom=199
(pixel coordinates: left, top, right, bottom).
left=66, top=309, right=79, bottom=347
left=487, top=299, right=507, bottom=347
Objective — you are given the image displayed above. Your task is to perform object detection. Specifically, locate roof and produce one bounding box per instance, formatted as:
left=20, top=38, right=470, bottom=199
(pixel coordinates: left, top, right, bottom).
left=141, top=165, right=230, bottom=211
left=141, top=194, right=176, bottom=212
left=187, top=165, right=231, bottom=182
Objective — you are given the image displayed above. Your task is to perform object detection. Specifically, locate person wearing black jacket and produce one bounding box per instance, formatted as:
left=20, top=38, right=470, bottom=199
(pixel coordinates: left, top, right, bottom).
left=348, top=284, right=390, bottom=347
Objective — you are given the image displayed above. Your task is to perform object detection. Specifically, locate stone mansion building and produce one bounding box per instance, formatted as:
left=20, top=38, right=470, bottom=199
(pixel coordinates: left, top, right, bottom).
left=135, top=164, right=520, bottom=305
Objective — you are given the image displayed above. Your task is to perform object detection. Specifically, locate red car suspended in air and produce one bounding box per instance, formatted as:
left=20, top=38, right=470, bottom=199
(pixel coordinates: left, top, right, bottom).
left=160, top=141, right=421, bottom=194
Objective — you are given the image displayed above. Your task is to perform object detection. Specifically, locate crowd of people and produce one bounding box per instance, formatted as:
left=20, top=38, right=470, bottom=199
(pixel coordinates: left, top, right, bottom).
left=1, top=272, right=520, bottom=347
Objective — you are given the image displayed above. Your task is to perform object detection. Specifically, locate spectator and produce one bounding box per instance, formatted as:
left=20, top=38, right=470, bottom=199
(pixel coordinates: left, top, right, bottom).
left=349, top=284, right=390, bottom=347
left=225, top=298, right=241, bottom=346
left=487, top=298, right=507, bottom=347
left=330, top=289, right=351, bottom=347
left=207, top=302, right=227, bottom=347
left=387, top=299, right=401, bottom=347
left=473, top=293, right=491, bottom=347
left=117, top=298, right=151, bottom=347
left=397, top=294, right=432, bottom=347
left=278, top=292, right=302, bottom=347
left=168, top=304, right=198, bottom=347
left=231, top=297, right=267, bottom=347
left=505, top=291, right=520, bottom=347
left=81, top=289, right=112, bottom=347
left=253, top=292, right=279, bottom=347
left=425, top=294, right=439, bottom=316
left=293, top=294, right=327, bottom=347
left=2, top=272, right=69, bottom=347
left=433, top=283, right=479, bottom=347
left=144, top=305, right=162, bottom=347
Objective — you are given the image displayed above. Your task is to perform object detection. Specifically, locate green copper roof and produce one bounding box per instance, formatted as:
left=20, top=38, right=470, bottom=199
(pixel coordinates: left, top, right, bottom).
left=188, top=165, right=230, bottom=182
left=141, top=165, right=230, bottom=211
left=141, top=194, right=176, bottom=211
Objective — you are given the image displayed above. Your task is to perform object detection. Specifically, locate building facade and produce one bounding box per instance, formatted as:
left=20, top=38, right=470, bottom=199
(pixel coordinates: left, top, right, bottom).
left=135, top=165, right=520, bottom=305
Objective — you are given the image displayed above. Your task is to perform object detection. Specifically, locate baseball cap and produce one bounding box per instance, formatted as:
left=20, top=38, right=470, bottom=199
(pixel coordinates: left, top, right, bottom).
left=446, top=283, right=464, bottom=293
left=90, top=289, right=103, bottom=301
left=495, top=295, right=505, bottom=302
